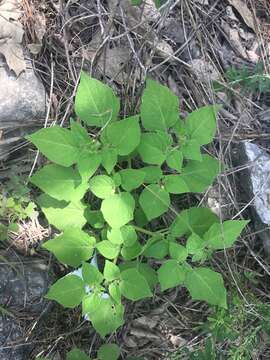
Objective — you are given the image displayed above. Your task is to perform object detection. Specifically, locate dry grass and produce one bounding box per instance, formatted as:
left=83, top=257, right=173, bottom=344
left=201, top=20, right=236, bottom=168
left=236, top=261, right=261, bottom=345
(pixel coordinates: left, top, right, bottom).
left=1, top=0, right=270, bottom=359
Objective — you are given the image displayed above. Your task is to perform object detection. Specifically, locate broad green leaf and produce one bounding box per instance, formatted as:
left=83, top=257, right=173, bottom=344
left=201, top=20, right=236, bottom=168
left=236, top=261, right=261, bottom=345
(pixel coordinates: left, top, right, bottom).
left=37, top=194, right=87, bottom=231
left=104, top=261, right=120, bottom=282
left=96, top=240, right=120, bottom=259
left=181, top=139, right=202, bottom=161
left=89, top=175, right=115, bottom=199
left=143, top=238, right=168, bottom=259
left=180, top=155, right=219, bottom=192
left=108, top=225, right=137, bottom=247
left=66, top=348, right=91, bottom=360
left=84, top=209, right=105, bottom=229
left=77, top=153, right=101, bottom=181
left=164, top=175, right=189, bottom=194
left=121, top=241, right=143, bottom=260
left=170, top=207, right=219, bottom=238
left=70, top=120, right=90, bottom=144
left=158, top=260, right=186, bottom=291
left=101, top=192, right=135, bottom=228
left=27, top=126, right=79, bottom=167
left=102, top=116, right=141, bottom=155
left=186, top=233, right=206, bottom=254
left=169, top=242, right=188, bottom=262
left=43, top=229, right=95, bottom=267
left=109, top=282, right=122, bottom=303
left=119, top=169, right=145, bottom=192
left=30, top=164, right=84, bottom=202
left=185, top=267, right=227, bottom=308
left=45, top=275, right=85, bottom=308
left=138, top=132, right=172, bottom=165
left=185, top=105, right=220, bottom=145
left=119, top=261, right=158, bottom=290
left=141, top=166, right=162, bottom=183
left=203, top=220, right=248, bottom=250
left=82, top=262, right=104, bottom=286
left=120, top=268, right=152, bottom=301
left=98, top=344, right=120, bottom=360
left=83, top=293, right=124, bottom=337
left=101, top=148, right=118, bottom=174
left=75, top=72, right=120, bottom=127
left=166, top=148, right=183, bottom=172
left=113, top=172, right=122, bottom=187
left=139, top=184, right=170, bottom=221
left=141, top=79, right=179, bottom=131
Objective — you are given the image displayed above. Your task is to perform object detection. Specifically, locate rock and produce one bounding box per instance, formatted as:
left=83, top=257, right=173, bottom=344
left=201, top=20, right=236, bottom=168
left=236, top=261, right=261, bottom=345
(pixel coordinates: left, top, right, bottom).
left=232, top=141, right=270, bottom=255
left=0, top=57, right=46, bottom=160
left=188, top=58, right=219, bottom=82
left=0, top=251, right=52, bottom=360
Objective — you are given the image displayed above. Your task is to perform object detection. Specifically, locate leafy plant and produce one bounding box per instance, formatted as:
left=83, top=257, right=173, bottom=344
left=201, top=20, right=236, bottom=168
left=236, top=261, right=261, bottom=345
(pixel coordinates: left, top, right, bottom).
left=27, top=73, right=248, bottom=340
left=214, top=62, right=270, bottom=96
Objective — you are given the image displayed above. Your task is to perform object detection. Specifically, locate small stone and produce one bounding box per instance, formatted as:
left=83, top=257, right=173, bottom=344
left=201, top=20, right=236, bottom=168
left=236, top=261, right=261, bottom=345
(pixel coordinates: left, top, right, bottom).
left=0, top=251, right=52, bottom=360
left=0, top=57, right=46, bottom=160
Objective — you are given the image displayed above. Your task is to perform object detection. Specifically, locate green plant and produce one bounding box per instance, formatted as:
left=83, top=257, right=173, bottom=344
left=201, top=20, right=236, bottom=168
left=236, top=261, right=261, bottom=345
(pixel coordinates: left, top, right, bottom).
left=27, top=73, right=248, bottom=341
left=214, top=62, right=270, bottom=96
left=0, top=171, right=37, bottom=241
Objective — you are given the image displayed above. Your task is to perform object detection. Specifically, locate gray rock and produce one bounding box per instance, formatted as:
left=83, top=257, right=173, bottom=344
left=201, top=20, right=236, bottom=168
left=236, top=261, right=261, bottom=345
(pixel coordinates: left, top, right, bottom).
left=0, top=251, right=52, bottom=360
left=0, top=57, right=46, bottom=160
left=233, top=141, right=270, bottom=255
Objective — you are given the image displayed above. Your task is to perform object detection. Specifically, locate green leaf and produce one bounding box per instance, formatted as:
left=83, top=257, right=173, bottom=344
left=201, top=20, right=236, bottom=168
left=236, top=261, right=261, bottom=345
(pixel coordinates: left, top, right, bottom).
left=185, top=267, right=227, bottom=308
left=109, top=282, right=122, bottom=303
left=141, top=79, right=179, bottom=131
left=66, top=348, right=91, bottom=360
left=27, top=126, right=79, bottom=167
left=138, top=132, right=171, bottom=165
left=169, top=242, right=188, bottom=262
left=170, top=207, right=219, bottom=238
left=119, top=169, right=145, bottom=192
left=101, top=192, right=135, bottom=228
left=75, top=72, right=120, bottom=127
left=70, top=120, right=90, bottom=144
left=102, top=116, right=141, bottom=156
left=119, top=261, right=158, bottom=290
left=82, top=262, right=104, bottom=286
left=141, top=166, right=162, bottom=183
left=121, top=241, right=143, bottom=260
left=89, top=175, right=115, bottom=199
left=31, top=164, right=85, bottom=202
left=77, top=153, right=101, bottom=181
left=185, top=105, right=220, bottom=145
left=180, top=155, right=219, bottom=192
left=83, top=293, right=124, bottom=337
left=166, top=149, right=183, bottom=172
left=108, top=225, right=137, bottom=247
left=203, top=220, right=248, bottom=250
left=186, top=233, right=206, bottom=254
left=43, top=229, right=95, bottom=267
left=45, top=275, right=85, bottom=308
left=96, top=240, right=120, bottom=259
left=143, top=238, right=168, bottom=259
left=104, top=261, right=121, bottom=282
left=37, top=194, right=87, bottom=231
left=98, top=344, right=120, bottom=360
left=164, top=175, right=190, bottom=194
left=139, top=184, right=170, bottom=221
left=120, top=268, right=152, bottom=301
left=101, top=148, right=118, bottom=174
left=158, top=260, right=186, bottom=291
left=181, top=139, right=202, bottom=161
left=84, top=209, right=105, bottom=229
